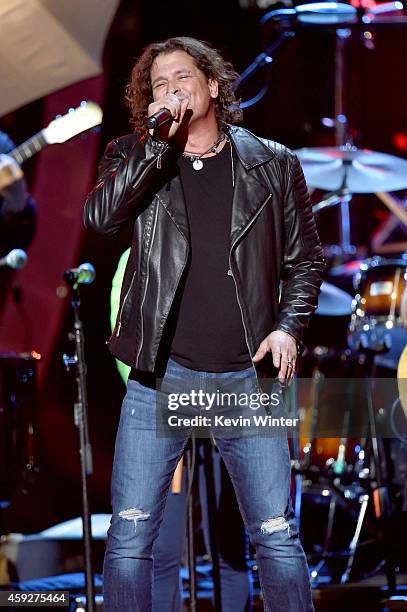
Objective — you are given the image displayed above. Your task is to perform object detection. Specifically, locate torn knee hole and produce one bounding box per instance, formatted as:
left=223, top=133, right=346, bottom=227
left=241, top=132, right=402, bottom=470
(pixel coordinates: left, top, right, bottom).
left=261, top=516, right=290, bottom=535
left=118, top=508, right=150, bottom=531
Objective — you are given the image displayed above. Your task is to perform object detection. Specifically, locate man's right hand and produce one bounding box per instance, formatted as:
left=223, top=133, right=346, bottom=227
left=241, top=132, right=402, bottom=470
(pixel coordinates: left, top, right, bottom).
left=148, top=93, right=190, bottom=141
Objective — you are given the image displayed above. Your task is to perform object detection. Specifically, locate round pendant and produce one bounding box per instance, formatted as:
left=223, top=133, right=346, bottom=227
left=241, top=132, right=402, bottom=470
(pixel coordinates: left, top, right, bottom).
left=192, top=159, right=203, bottom=171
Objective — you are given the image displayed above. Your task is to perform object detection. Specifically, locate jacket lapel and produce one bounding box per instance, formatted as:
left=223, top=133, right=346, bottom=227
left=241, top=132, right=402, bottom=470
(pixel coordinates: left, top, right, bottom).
left=157, top=125, right=275, bottom=247
left=226, top=125, right=275, bottom=247
left=157, top=170, right=190, bottom=243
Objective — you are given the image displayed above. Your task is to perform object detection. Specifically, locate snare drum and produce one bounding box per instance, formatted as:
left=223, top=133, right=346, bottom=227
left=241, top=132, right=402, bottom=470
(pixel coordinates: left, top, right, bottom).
left=349, top=257, right=407, bottom=355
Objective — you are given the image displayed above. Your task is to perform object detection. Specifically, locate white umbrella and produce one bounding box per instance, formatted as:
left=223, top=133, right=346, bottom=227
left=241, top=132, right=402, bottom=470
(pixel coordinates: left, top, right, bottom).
left=0, top=0, right=120, bottom=117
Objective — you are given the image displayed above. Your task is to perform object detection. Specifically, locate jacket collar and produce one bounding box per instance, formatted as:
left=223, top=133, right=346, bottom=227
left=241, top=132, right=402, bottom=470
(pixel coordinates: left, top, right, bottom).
left=225, top=124, right=275, bottom=170
left=225, top=125, right=274, bottom=246
left=158, top=124, right=275, bottom=246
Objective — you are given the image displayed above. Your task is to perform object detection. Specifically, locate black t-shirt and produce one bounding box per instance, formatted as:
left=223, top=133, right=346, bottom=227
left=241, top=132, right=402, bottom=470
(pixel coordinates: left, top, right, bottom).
left=170, top=141, right=252, bottom=372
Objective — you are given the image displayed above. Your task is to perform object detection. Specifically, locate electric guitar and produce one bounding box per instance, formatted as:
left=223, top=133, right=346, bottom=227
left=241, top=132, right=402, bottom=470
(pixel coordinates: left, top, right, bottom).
left=10, top=101, right=103, bottom=163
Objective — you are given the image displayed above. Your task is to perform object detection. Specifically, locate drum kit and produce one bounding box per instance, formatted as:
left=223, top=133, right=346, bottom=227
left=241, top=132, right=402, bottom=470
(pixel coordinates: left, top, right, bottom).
left=255, top=0, right=407, bottom=588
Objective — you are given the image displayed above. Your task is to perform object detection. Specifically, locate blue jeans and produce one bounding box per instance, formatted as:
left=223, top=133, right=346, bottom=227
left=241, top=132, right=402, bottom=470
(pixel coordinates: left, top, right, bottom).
left=150, top=467, right=186, bottom=612
left=103, top=358, right=314, bottom=612
left=152, top=446, right=252, bottom=612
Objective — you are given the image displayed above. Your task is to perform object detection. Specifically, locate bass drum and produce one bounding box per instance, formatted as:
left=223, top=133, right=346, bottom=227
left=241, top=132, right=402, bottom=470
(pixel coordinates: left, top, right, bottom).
left=300, top=281, right=357, bottom=470
left=0, top=353, right=39, bottom=503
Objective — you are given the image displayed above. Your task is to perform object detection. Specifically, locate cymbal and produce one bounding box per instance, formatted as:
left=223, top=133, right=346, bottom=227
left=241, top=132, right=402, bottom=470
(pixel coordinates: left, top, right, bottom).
left=262, top=1, right=405, bottom=28
left=316, top=281, right=353, bottom=316
left=296, top=2, right=357, bottom=25
left=261, top=3, right=357, bottom=28
left=363, top=1, right=407, bottom=25
left=295, top=146, right=407, bottom=193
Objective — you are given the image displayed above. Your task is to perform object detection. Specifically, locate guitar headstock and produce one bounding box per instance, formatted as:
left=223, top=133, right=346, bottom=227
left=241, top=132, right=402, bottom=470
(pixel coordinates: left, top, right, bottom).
left=42, top=101, right=103, bottom=144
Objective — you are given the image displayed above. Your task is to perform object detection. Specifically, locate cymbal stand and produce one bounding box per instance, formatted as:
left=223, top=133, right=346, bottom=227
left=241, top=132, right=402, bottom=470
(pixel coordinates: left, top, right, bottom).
left=300, top=348, right=327, bottom=471
left=234, top=30, right=295, bottom=105
left=287, top=378, right=304, bottom=528
left=312, top=159, right=356, bottom=256
left=312, top=27, right=358, bottom=258
left=299, top=349, right=364, bottom=584
left=334, top=27, right=352, bottom=147
left=340, top=347, right=395, bottom=589
left=303, top=344, right=396, bottom=588
left=185, top=440, right=197, bottom=612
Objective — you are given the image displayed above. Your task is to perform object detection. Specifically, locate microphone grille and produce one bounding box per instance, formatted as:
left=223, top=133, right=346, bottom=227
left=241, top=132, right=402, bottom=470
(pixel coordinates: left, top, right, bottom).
left=6, top=249, right=28, bottom=270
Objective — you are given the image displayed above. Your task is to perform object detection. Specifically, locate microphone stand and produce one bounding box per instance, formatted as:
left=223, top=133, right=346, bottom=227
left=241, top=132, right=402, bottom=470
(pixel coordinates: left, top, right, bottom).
left=185, top=442, right=197, bottom=612
left=63, top=276, right=95, bottom=612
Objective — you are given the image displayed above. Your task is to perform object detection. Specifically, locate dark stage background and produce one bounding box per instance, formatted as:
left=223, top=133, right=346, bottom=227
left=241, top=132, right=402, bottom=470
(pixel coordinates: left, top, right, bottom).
left=1, top=0, right=406, bottom=533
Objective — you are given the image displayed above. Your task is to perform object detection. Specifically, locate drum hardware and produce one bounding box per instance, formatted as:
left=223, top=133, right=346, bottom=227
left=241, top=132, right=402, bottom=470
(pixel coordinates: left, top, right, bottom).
left=348, top=257, right=407, bottom=366
left=295, top=146, right=407, bottom=259
left=294, top=7, right=407, bottom=258
left=375, top=192, right=407, bottom=231
left=312, top=186, right=355, bottom=257
left=300, top=257, right=407, bottom=592
left=258, top=0, right=407, bottom=260
left=299, top=346, right=356, bottom=475
left=241, top=1, right=405, bottom=113
left=343, top=346, right=397, bottom=591
left=295, top=348, right=366, bottom=586
left=234, top=30, right=295, bottom=109
left=63, top=263, right=96, bottom=612
left=295, top=339, right=400, bottom=587
left=262, top=1, right=404, bottom=28
left=299, top=253, right=406, bottom=585
left=293, top=462, right=379, bottom=585
left=0, top=352, right=40, bottom=505
left=253, top=0, right=407, bottom=587
left=261, top=2, right=358, bottom=28
left=341, top=286, right=401, bottom=588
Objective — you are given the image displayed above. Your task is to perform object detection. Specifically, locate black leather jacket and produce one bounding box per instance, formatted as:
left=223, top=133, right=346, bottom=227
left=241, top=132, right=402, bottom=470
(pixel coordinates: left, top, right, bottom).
left=84, top=125, right=325, bottom=376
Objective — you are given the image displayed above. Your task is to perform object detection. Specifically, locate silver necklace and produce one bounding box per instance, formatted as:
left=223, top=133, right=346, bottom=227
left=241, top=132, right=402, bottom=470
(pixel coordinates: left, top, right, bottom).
left=183, top=132, right=225, bottom=171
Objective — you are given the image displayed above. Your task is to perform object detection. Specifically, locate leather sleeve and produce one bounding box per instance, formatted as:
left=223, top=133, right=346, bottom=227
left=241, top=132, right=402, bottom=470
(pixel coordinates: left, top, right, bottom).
left=83, top=135, right=178, bottom=236
left=274, top=153, right=326, bottom=345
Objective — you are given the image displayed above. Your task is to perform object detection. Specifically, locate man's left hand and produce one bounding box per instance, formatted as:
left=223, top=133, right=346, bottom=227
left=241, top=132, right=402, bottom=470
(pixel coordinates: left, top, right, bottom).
left=252, top=330, right=297, bottom=385
left=0, top=154, right=26, bottom=213
left=0, top=154, right=23, bottom=191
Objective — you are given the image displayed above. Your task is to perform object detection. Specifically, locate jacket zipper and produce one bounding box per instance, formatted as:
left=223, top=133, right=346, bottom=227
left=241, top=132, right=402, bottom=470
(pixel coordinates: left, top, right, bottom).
left=135, top=203, right=159, bottom=366
left=228, top=194, right=272, bottom=367
left=115, top=144, right=168, bottom=337
left=115, top=270, right=137, bottom=337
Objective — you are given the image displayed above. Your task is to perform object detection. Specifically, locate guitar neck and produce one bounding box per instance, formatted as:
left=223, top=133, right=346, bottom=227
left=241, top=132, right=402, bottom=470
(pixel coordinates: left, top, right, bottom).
left=11, top=131, right=48, bottom=164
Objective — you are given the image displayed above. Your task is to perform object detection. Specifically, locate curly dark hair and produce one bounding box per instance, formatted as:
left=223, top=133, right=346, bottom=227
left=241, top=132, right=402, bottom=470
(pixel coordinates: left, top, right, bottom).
left=125, top=37, right=243, bottom=135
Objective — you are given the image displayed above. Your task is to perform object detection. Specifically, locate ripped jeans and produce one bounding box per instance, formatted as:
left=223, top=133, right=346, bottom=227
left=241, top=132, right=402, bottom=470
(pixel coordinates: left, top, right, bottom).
left=103, top=358, right=314, bottom=612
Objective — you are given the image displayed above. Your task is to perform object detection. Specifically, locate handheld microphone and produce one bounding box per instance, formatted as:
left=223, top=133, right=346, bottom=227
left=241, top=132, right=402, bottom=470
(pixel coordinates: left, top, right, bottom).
left=145, top=108, right=172, bottom=130
left=64, top=262, right=96, bottom=286
left=0, top=248, right=28, bottom=269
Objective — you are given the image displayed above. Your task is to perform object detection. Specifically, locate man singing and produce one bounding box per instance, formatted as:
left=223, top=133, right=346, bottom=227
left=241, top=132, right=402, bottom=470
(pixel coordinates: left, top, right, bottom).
left=84, top=37, right=324, bottom=611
